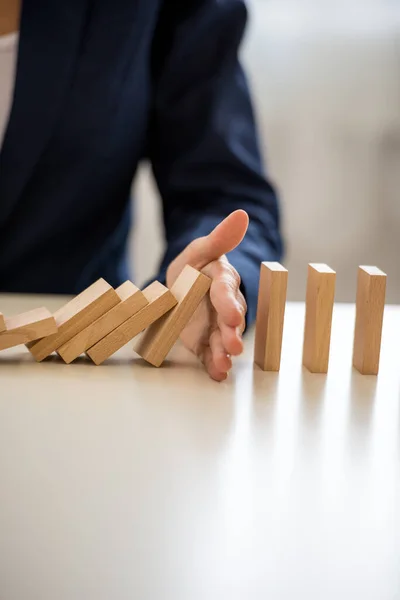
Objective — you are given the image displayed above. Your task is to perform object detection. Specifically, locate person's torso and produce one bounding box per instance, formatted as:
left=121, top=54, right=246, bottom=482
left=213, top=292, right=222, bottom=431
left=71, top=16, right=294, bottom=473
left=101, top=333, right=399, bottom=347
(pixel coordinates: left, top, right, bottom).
left=0, top=0, right=163, bottom=294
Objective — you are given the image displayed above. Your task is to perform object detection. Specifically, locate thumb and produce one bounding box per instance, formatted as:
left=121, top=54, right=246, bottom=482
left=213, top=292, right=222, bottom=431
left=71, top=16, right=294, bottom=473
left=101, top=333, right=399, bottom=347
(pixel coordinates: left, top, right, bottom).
left=186, top=210, right=249, bottom=269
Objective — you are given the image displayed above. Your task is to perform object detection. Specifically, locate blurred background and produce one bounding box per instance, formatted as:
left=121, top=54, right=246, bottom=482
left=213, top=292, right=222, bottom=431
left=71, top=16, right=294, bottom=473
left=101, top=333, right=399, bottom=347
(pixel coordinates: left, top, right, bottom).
left=131, top=0, right=400, bottom=303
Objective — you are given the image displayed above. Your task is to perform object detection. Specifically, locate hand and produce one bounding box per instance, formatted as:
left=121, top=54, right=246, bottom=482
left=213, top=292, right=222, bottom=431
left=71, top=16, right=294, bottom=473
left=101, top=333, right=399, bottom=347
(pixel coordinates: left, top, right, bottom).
left=166, top=210, right=249, bottom=381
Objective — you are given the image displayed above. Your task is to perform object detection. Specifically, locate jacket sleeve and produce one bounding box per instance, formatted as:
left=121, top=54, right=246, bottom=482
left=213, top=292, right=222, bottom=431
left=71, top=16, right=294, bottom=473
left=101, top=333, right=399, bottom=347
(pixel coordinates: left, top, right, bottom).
left=148, top=0, right=283, bottom=325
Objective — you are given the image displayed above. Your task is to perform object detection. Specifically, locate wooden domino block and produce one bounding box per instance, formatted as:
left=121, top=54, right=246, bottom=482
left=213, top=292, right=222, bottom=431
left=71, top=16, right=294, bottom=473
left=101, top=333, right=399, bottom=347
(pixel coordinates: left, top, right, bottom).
left=0, top=313, right=5, bottom=333
left=27, top=278, right=120, bottom=362
left=134, top=265, right=211, bottom=367
left=57, top=281, right=148, bottom=364
left=302, top=263, right=336, bottom=373
left=87, top=281, right=177, bottom=365
left=353, top=266, right=386, bottom=375
left=254, top=262, right=288, bottom=371
left=0, top=308, right=57, bottom=351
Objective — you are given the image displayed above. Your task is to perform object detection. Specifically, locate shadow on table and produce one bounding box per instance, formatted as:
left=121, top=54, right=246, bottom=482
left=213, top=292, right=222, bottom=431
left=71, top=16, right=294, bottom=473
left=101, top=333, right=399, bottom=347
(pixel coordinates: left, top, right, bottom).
left=347, top=368, right=377, bottom=438
left=300, top=367, right=328, bottom=426
left=252, top=362, right=281, bottom=394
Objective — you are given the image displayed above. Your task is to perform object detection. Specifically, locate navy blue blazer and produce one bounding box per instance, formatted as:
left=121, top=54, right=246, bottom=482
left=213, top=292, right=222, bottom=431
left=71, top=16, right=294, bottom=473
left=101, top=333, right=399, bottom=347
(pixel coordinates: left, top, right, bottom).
left=0, top=0, right=282, bottom=324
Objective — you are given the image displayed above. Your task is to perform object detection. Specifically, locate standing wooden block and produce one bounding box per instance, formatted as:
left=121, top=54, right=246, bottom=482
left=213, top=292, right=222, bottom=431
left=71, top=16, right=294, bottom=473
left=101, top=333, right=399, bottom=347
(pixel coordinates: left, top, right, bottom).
left=134, top=265, right=211, bottom=367
left=87, top=281, right=177, bottom=365
left=57, top=281, right=148, bottom=364
left=0, top=313, right=5, bottom=333
left=0, top=308, right=57, bottom=351
left=302, top=263, right=336, bottom=373
left=254, top=262, right=288, bottom=371
left=27, top=278, right=120, bottom=362
left=353, top=266, right=387, bottom=375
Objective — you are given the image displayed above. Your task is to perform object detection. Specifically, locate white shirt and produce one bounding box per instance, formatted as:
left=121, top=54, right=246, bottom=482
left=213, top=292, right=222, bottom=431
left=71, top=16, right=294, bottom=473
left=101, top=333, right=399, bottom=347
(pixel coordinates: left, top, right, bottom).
left=0, top=32, right=18, bottom=151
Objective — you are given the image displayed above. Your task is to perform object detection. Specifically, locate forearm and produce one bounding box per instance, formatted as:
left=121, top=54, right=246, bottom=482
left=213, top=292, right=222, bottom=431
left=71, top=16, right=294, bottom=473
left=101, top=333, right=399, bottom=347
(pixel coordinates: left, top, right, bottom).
left=149, top=0, right=283, bottom=324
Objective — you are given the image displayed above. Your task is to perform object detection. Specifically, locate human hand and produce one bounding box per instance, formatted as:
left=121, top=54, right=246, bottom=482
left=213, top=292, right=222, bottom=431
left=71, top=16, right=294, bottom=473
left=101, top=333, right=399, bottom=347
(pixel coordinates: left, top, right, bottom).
left=166, top=210, right=249, bottom=381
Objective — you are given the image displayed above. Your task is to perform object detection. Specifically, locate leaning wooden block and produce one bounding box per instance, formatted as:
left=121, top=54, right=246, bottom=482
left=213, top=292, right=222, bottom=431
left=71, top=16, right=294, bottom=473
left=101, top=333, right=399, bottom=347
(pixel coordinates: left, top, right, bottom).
left=353, top=266, right=386, bottom=375
left=302, top=263, right=336, bottom=373
left=254, top=262, right=288, bottom=371
left=0, top=308, right=57, bottom=351
left=134, top=265, right=211, bottom=367
left=57, top=281, right=148, bottom=364
left=0, top=313, right=5, bottom=333
left=27, top=278, right=120, bottom=362
left=87, top=281, right=177, bottom=365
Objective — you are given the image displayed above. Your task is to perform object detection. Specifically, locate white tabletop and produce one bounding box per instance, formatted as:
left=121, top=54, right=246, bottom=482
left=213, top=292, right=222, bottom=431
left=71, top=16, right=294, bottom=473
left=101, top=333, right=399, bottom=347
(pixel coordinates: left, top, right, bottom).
left=0, top=294, right=399, bottom=600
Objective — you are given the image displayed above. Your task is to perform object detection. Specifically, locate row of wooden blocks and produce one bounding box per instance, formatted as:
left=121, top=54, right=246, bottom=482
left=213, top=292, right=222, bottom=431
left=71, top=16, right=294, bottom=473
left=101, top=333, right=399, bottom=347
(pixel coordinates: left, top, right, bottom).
left=0, top=265, right=211, bottom=366
left=254, top=262, right=387, bottom=375
left=0, top=260, right=387, bottom=374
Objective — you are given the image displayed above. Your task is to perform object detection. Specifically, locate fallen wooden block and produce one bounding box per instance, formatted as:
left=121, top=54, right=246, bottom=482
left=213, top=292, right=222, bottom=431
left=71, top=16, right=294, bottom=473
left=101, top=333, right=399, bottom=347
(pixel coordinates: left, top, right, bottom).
left=353, top=265, right=387, bottom=375
left=134, top=265, right=211, bottom=367
left=27, top=278, right=120, bottom=362
left=254, top=261, right=288, bottom=371
left=57, top=281, right=148, bottom=364
left=87, top=281, right=177, bottom=365
left=0, top=308, right=57, bottom=351
left=302, top=263, right=336, bottom=374
left=0, top=313, right=5, bottom=333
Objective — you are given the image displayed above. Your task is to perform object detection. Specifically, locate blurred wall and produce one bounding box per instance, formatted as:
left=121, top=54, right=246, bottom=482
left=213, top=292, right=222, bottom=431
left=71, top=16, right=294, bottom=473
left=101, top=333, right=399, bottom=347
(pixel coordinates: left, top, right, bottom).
left=131, top=0, right=400, bottom=303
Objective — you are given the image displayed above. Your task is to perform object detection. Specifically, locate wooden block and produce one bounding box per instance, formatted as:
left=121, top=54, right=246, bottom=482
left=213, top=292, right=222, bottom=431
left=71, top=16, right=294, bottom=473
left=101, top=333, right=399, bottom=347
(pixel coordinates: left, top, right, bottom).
left=87, top=281, right=177, bottom=365
left=353, top=266, right=386, bottom=375
left=57, top=281, right=148, bottom=364
left=134, top=265, right=211, bottom=367
left=0, top=313, right=5, bottom=333
left=0, top=308, right=57, bottom=351
left=302, top=263, right=336, bottom=373
left=27, top=278, right=120, bottom=362
left=254, top=262, right=288, bottom=371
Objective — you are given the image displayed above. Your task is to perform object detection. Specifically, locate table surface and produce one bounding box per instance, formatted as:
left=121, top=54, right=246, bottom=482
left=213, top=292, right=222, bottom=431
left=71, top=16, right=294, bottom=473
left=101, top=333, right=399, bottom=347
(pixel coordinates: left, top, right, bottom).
left=0, top=294, right=399, bottom=600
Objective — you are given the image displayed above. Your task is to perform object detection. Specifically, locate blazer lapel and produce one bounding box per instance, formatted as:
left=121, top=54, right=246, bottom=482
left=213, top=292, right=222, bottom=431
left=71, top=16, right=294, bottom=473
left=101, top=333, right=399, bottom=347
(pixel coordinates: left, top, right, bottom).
left=0, top=0, right=89, bottom=223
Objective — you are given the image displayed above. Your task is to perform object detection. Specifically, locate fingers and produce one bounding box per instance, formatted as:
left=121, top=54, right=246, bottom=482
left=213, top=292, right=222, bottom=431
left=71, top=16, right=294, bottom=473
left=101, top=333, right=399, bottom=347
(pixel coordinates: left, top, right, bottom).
left=202, top=329, right=233, bottom=382
left=236, top=289, right=247, bottom=333
left=203, top=259, right=247, bottom=367
left=185, top=210, right=249, bottom=270
left=209, top=329, right=232, bottom=373
left=201, top=345, right=229, bottom=382
left=202, top=259, right=243, bottom=327
left=218, top=289, right=246, bottom=355
left=203, top=260, right=247, bottom=325
left=218, top=320, right=243, bottom=356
